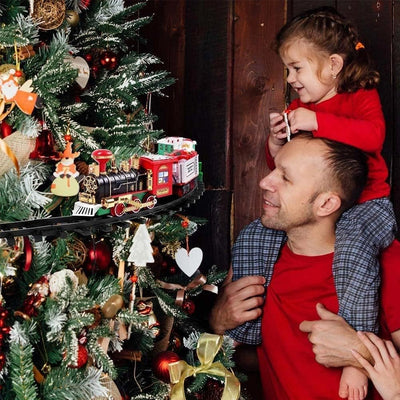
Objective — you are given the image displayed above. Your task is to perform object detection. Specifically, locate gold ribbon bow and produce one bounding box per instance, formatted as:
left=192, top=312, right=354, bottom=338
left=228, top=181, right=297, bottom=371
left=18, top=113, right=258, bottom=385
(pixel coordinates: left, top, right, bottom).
left=157, top=274, right=218, bottom=306
left=168, top=333, right=240, bottom=400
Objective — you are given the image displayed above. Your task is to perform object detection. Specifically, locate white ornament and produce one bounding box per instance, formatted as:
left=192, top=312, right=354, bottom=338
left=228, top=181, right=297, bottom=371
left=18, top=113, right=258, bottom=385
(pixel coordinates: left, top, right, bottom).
left=49, top=269, right=79, bottom=297
left=64, top=55, right=90, bottom=89
left=175, top=247, right=203, bottom=277
left=127, top=224, right=154, bottom=266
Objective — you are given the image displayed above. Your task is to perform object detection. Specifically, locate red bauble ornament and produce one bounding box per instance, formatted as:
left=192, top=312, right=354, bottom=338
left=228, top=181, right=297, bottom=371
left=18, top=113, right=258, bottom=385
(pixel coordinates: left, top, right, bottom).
left=83, top=239, right=112, bottom=274
left=152, top=351, right=181, bottom=383
left=69, top=344, right=88, bottom=368
left=181, top=220, right=189, bottom=229
left=0, top=120, right=12, bottom=138
left=182, top=299, right=195, bottom=315
left=100, top=50, right=118, bottom=70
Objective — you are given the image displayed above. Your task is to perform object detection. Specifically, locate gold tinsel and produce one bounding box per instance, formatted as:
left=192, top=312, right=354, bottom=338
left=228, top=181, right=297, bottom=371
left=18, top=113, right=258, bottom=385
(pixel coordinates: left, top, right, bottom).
left=161, top=240, right=182, bottom=259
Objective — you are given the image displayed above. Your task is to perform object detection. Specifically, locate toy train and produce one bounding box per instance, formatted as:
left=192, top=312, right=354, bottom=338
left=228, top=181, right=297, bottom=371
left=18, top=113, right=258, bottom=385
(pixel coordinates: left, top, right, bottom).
left=72, top=137, right=200, bottom=217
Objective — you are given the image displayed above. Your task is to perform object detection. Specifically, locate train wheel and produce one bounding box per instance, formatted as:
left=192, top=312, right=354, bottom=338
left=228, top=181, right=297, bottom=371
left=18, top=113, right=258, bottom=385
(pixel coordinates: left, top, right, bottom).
left=131, top=197, right=142, bottom=213
left=143, top=193, right=157, bottom=209
left=111, top=203, right=125, bottom=217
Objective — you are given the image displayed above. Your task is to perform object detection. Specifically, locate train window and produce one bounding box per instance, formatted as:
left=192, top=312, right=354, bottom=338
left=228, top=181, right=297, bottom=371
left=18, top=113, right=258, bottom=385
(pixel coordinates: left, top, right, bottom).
left=158, top=170, right=169, bottom=184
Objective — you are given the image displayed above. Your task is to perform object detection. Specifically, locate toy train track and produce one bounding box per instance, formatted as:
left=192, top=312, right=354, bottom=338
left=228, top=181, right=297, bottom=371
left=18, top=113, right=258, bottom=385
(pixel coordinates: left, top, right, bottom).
left=0, top=181, right=204, bottom=240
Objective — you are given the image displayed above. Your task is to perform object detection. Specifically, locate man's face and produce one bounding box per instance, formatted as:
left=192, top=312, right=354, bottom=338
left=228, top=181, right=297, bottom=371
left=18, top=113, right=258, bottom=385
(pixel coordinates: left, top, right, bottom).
left=259, top=138, right=327, bottom=232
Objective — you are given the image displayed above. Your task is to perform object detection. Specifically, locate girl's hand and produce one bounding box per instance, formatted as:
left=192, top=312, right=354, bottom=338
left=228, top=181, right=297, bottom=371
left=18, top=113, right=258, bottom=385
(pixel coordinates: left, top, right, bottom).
left=352, top=331, right=400, bottom=400
left=287, top=107, right=318, bottom=133
left=268, top=112, right=287, bottom=158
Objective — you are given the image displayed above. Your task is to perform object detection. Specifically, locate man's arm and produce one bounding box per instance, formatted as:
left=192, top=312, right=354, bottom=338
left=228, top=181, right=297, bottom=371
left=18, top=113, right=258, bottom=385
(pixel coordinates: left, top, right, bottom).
left=209, top=266, right=266, bottom=336
left=299, top=303, right=372, bottom=368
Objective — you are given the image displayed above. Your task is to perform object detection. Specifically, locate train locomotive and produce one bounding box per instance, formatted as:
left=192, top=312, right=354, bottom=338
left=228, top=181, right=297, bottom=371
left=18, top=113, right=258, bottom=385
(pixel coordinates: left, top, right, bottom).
left=72, top=137, right=199, bottom=217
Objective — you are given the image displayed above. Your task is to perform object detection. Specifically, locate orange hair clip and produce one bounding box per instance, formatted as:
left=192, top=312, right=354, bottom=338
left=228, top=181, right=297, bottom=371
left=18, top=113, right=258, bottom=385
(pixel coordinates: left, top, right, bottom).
left=355, top=42, right=365, bottom=50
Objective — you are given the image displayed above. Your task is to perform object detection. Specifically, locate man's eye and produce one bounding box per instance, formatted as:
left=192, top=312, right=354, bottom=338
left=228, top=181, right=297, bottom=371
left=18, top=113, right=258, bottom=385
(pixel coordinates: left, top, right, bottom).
left=282, top=175, right=289, bottom=182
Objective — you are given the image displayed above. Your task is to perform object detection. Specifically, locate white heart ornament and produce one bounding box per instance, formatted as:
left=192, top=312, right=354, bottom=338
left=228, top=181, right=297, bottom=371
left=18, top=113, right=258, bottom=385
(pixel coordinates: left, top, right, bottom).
left=175, top=247, right=203, bottom=277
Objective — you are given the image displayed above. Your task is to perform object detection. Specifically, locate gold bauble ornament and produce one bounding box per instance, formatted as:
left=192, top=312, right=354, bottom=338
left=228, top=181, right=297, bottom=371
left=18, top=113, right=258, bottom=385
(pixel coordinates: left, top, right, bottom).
left=101, top=294, right=124, bottom=319
left=65, top=10, right=79, bottom=27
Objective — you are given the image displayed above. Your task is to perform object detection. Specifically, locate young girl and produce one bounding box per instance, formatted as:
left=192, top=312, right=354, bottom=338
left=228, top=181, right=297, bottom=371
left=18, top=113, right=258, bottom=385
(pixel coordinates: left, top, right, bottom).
left=227, top=6, right=397, bottom=400
left=267, top=6, right=397, bottom=400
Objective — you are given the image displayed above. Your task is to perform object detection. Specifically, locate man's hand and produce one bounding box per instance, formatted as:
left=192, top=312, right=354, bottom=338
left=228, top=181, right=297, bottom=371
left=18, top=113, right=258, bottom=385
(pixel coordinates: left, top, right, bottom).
left=299, top=303, right=371, bottom=368
left=209, top=267, right=266, bottom=335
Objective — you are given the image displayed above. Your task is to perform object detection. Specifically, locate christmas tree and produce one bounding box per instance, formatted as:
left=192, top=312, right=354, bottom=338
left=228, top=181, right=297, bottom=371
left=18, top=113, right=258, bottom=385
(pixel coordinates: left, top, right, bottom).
left=0, top=1, right=240, bottom=399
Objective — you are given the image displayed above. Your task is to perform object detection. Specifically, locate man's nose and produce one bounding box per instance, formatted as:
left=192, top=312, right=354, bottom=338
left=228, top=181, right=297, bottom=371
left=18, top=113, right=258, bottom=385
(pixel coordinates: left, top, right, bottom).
left=259, top=171, right=276, bottom=191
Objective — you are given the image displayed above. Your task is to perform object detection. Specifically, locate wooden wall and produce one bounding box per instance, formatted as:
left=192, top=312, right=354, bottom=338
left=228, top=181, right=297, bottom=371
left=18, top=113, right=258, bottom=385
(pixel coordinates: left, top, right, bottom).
left=143, top=0, right=399, bottom=271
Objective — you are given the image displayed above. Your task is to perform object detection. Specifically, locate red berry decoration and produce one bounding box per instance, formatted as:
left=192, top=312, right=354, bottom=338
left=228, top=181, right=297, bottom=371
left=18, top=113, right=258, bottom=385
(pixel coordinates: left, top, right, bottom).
left=84, top=53, right=93, bottom=63
left=182, top=299, right=195, bottom=315
left=168, top=265, right=177, bottom=275
left=100, top=50, right=118, bottom=70
left=152, top=351, right=181, bottom=382
left=181, top=220, right=189, bottom=229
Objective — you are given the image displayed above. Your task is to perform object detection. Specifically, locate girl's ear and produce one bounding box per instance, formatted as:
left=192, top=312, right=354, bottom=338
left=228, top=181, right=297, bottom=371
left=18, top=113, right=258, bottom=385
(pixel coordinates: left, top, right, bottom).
left=330, top=54, right=344, bottom=77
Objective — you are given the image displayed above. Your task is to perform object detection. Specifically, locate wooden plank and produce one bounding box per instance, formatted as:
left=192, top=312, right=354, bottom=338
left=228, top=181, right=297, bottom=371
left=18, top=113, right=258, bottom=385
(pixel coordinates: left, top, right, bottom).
left=232, top=0, right=286, bottom=237
left=142, top=0, right=186, bottom=136
left=183, top=2, right=233, bottom=268
left=184, top=0, right=232, bottom=189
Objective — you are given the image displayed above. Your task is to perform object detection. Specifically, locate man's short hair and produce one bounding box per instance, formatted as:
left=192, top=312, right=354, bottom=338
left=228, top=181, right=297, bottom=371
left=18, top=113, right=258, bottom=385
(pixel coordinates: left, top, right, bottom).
left=295, top=132, right=368, bottom=212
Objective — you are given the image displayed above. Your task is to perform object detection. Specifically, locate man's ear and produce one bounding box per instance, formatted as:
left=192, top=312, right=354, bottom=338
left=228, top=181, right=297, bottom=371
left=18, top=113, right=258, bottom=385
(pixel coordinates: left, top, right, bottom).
left=330, top=54, right=344, bottom=77
left=315, top=191, right=342, bottom=217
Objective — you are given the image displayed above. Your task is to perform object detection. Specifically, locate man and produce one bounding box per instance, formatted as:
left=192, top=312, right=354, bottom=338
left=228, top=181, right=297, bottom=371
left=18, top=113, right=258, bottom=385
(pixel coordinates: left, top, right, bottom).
left=210, top=132, right=372, bottom=398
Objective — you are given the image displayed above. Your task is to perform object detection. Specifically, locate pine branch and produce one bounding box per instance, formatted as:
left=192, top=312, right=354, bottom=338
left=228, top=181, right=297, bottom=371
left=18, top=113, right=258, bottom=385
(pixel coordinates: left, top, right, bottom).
left=87, top=336, right=116, bottom=378
left=9, top=342, right=39, bottom=400
left=41, top=366, right=108, bottom=400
